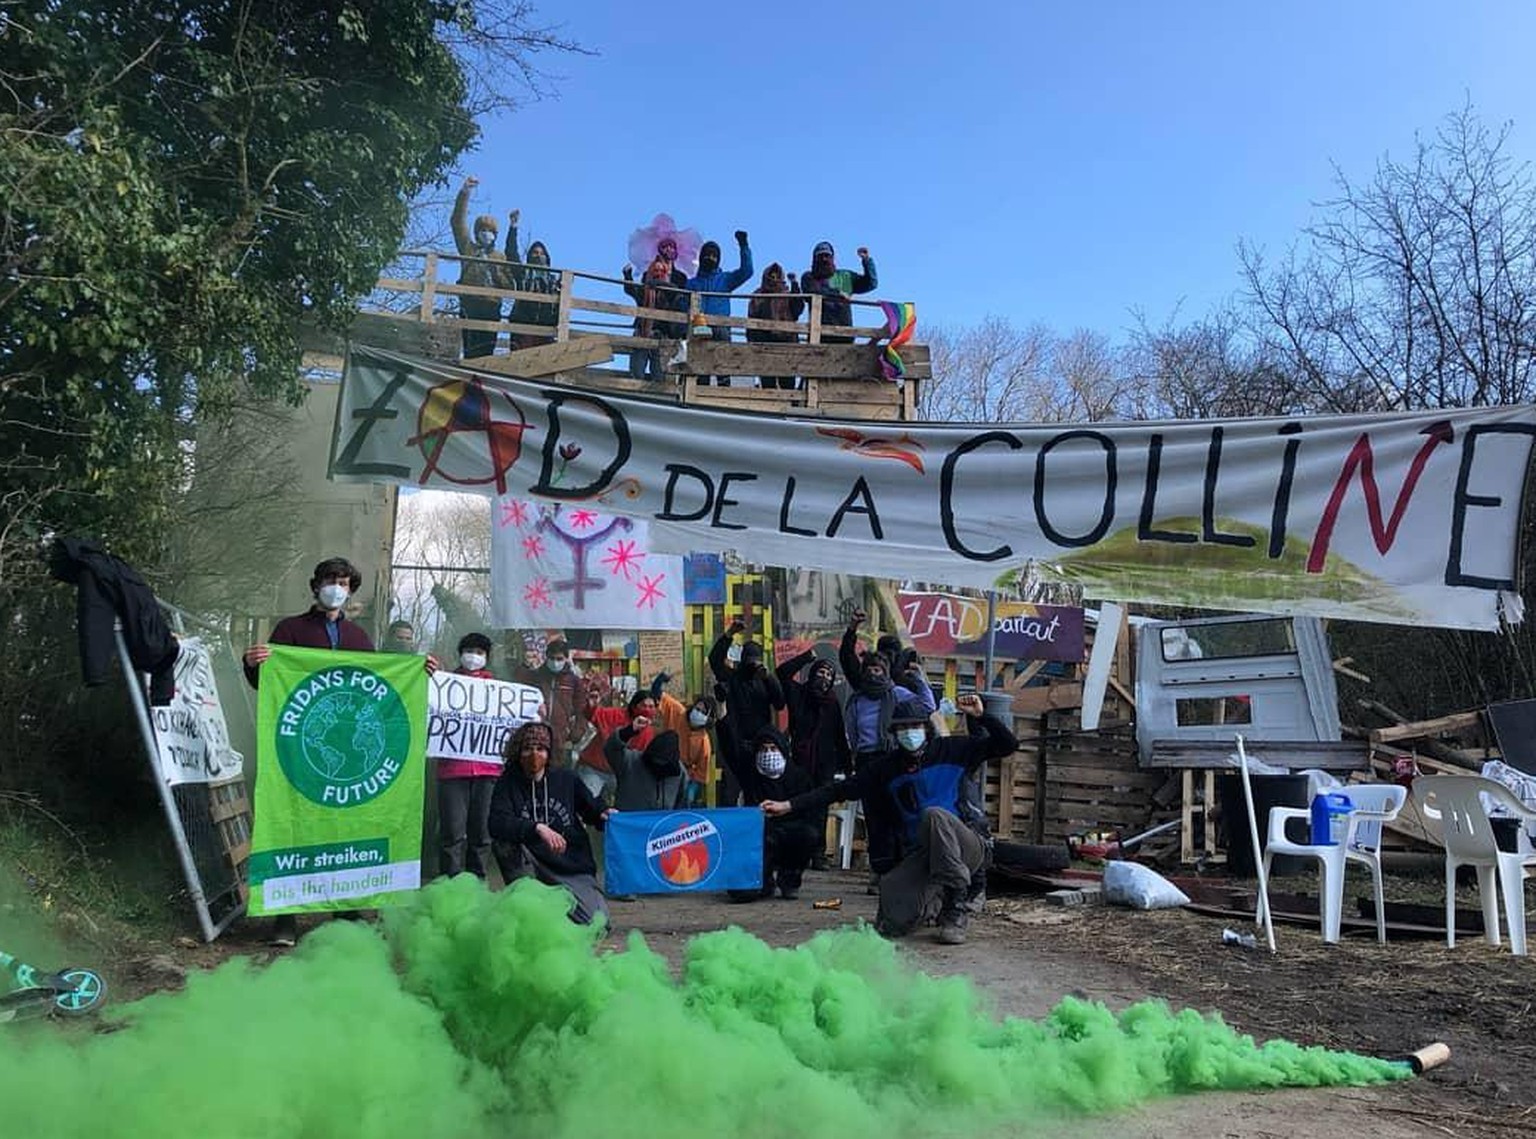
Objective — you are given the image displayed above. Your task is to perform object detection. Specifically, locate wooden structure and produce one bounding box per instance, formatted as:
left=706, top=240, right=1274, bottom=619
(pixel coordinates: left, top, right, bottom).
left=304, top=250, right=928, bottom=421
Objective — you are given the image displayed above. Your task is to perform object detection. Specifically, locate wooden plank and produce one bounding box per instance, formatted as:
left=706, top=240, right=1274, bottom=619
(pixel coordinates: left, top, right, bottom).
left=675, top=341, right=929, bottom=381
left=1181, top=769, right=1195, bottom=862
left=1042, top=766, right=1163, bottom=789
left=1369, top=710, right=1485, bottom=744
left=1145, top=738, right=1369, bottom=771
left=420, top=252, right=439, bottom=321
left=470, top=338, right=613, bottom=378
left=347, top=312, right=459, bottom=358
left=555, top=269, right=574, bottom=342
left=1013, top=682, right=1083, bottom=717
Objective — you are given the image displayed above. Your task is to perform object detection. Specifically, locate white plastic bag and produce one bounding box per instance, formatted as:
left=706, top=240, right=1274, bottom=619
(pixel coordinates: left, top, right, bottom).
left=1102, top=862, right=1191, bottom=910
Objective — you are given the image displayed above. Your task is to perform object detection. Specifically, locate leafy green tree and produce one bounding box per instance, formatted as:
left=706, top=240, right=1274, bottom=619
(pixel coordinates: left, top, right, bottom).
left=0, top=1, right=573, bottom=801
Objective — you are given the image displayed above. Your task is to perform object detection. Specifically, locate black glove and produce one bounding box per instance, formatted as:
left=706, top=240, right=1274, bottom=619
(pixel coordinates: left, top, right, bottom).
left=650, top=672, right=670, bottom=700
left=622, top=265, right=633, bottom=280
left=734, top=230, right=748, bottom=246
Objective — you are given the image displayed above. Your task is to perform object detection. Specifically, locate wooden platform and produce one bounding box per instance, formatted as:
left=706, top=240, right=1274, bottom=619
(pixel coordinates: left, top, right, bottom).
left=305, top=250, right=928, bottom=421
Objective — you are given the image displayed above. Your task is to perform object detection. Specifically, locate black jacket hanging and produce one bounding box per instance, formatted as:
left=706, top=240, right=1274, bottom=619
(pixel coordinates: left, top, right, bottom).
left=48, top=537, right=180, bottom=705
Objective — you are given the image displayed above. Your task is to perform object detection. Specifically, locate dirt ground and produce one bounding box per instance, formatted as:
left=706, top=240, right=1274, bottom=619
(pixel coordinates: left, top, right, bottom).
left=122, top=866, right=1536, bottom=1139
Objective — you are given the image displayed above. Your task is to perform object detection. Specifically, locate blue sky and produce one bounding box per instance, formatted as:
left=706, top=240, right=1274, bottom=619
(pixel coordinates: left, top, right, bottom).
left=455, top=1, right=1536, bottom=339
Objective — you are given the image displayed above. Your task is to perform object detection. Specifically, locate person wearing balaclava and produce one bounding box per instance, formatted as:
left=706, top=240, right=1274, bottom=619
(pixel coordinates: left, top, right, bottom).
left=513, top=637, right=587, bottom=772
left=723, top=727, right=818, bottom=901
left=800, top=240, right=877, bottom=344
left=622, top=236, right=688, bottom=381
left=505, top=208, right=561, bottom=349
left=433, top=632, right=505, bottom=880
left=838, top=608, right=933, bottom=879
left=685, top=230, right=753, bottom=386
left=604, top=726, right=688, bottom=813
left=762, top=694, right=1015, bottom=945
left=747, top=262, right=806, bottom=390
left=646, top=672, right=718, bottom=806
left=776, top=649, right=851, bottom=867
left=451, top=176, right=515, bottom=359
left=242, top=555, right=439, bottom=947
left=489, top=721, right=614, bottom=925
left=708, top=619, right=786, bottom=805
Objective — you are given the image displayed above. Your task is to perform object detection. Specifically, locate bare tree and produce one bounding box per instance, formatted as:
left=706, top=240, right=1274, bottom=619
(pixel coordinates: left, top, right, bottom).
left=1241, top=104, right=1536, bottom=411
left=1128, top=306, right=1313, bottom=418
left=919, top=316, right=1053, bottom=422
left=392, top=491, right=493, bottom=652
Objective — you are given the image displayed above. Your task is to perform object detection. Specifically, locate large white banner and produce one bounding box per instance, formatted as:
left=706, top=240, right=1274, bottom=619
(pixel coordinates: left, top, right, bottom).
left=490, top=498, right=686, bottom=629
left=332, top=347, right=1536, bottom=630
left=149, top=637, right=244, bottom=785
left=427, top=672, right=543, bottom=765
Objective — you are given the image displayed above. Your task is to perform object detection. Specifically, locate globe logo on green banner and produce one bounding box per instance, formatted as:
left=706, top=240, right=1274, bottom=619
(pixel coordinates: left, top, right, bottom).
left=274, top=666, right=412, bottom=807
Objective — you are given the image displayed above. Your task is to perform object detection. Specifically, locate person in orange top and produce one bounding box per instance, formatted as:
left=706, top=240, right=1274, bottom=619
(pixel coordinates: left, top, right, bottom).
left=647, top=672, right=718, bottom=806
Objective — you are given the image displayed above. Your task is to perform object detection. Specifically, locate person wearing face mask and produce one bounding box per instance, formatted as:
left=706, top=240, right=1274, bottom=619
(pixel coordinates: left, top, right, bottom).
left=838, top=609, right=934, bottom=880
left=242, top=556, right=438, bottom=946
left=723, top=727, right=818, bottom=902
left=489, top=721, right=615, bottom=925
left=685, top=230, right=753, bottom=386
left=505, top=208, right=561, bottom=349
left=747, top=262, right=806, bottom=390
left=776, top=649, right=851, bottom=867
left=646, top=672, right=718, bottom=807
left=513, top=637, right=587, bottom=770
left=763, top=695, right=1015, bottom=944
left=451, top=176, right=515, bottom=359
left=384, top=620, right=418, bottom=654
left=433, top=633, right=504, bottom=879
left=800, top=240, right=877, bottom=344
left=622, top=237, right=688, bottom=381
left=708, top=620, right=786, bottom=806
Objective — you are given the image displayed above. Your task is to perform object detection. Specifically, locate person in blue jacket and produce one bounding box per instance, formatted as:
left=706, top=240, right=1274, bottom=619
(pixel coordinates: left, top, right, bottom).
left=687, top=230, right=753, bottom=385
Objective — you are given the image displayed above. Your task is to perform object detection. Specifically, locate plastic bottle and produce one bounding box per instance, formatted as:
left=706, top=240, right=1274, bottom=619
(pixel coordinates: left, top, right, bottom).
left=1309, top=792, right=1353, bottom=845
left=1222, top=928, right=1258, bottom=949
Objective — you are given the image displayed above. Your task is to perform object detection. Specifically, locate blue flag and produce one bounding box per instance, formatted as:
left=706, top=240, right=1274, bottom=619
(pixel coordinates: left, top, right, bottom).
left=604, top=808, right=765, bottom=895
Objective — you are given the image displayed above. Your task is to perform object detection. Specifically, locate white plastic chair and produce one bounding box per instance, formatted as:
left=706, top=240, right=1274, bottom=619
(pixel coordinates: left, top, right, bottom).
left=1261, top=783, right=1407, bottom=944
left=830, top=801, right=861, bottom=870
left=1413, top=775, right=1536, bottom=955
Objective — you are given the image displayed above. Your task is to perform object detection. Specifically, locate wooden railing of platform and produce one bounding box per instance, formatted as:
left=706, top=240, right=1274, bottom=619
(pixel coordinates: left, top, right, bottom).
left=305, top=250, right=928, bottom=421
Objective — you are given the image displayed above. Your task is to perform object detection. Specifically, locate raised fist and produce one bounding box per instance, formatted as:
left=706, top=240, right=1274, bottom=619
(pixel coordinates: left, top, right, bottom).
left=957, top=693, right=984, bottom=716
left=509, top=208, right=520, bottom=226
left=734, top=229, right=748, bottom=245
left=848, top=608, right=867, bottom=629
left=727, top=619, right=746, bottom=636
left=463, top=175, right=480, bottom=189
left=856, top=246, right=870, bottom=260
left=622, top=265, right=634, bottom=280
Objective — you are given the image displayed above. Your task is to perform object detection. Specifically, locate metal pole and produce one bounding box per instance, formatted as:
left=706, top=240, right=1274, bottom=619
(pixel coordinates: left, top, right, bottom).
left=1235, top=733, right=1278, bottom=954
left=982, top=590, right=998, bottom=690
left=114, top=628, right=219, bottom=943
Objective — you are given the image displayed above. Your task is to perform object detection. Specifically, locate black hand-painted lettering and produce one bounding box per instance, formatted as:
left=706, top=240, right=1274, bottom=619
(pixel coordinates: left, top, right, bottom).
left=940, top=431, right=1021, bottom=560
left=530, top=391, right=632, bottom=499
left=657, top=464, right=714, bottom=522
left=1137, top=433, right=1196, bottom=544
left=1202, top=426, right=1255, bottom=547
left=1447, top=423, right=1536, bottom=588
left=711, top=472, right=756, bottom=531
left=826, top=476, right=883, bottom=540
left=1269, top=422, right=1303, bottom=559
left=331, top=367, right=411, bottom=479
left=1034, top=431, right=1116, bottom=547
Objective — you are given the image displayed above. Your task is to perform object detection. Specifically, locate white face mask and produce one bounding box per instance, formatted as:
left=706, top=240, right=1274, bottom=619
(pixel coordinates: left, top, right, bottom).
left=895, top=727, right=927, bottom=752
left=687, top=709, right=709, bottom=728
left=475, top=228, right=496, bottom=248
left=317, top=583, right=349, bottom=610
left=460, top=652, right=487, bottom=671
left=545, top=657, right=568, bottom=673
left=755, top=749, right=786, bottom=778
left=726, top=644, right=743, bottom=664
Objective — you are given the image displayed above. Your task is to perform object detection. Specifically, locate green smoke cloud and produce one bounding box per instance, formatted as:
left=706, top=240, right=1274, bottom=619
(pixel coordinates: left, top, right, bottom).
left=1, top=876, right=1407, bottom=1139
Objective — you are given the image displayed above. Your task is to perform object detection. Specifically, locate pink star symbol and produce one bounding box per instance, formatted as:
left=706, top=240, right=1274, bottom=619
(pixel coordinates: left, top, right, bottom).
left=522, top=533, right=546, bottom=559
left=500, top=500, right=530, bottom=529
left=635, top=573, right=667, bottom=609
left=523, top=579, right=553, bottom=609
left=601, top=538, right=643, bottom=580
left=569, top=508, right=598, bottom=530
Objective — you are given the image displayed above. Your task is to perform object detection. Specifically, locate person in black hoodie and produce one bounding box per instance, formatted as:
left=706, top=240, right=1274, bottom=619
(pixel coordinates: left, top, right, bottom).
left=489, top=720, right=614, bottom=925
left=776, top=649, right=850, bottom=867
left=708, top=620, right=786, bottom=805
left=723, top=726, right=818, bottom=902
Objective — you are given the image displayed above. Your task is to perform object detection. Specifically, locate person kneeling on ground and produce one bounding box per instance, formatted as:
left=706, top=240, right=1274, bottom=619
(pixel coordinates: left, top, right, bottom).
left=489, top=721, right=615, bottom=925
left=761, top=695, right=1015, bottom=944
left=729, top=727, right=819, bottom=902
left=604, top=727, right=688, bottom=812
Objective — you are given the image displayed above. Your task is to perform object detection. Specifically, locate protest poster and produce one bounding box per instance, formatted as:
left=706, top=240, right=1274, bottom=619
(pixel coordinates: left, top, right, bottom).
left=897, top=592, right=1086, bottom=663
left=149, top=636, right=245, bottom=785
left=426, top=671, right=541, bottom=764
left=604, top=808, right=765, bottom=895
left=247, top=646, right=427, bottom=915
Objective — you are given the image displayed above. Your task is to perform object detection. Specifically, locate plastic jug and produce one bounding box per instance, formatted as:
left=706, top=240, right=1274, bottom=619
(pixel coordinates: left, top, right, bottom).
left=1309, top=792, right=1353, bottom=845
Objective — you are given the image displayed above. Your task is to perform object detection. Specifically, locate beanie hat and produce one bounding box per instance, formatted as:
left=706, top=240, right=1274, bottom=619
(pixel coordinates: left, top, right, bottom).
left=813, top=241, right=835, bottom=258
left=473, top=213, right=499, bottom=235
left=890, top=700, right=930, bottom=726
left=700, top=240, right=721, bottom=257
left=641, top=730, right=682, bottom=778
left=740, top=641, right=764, bottom=663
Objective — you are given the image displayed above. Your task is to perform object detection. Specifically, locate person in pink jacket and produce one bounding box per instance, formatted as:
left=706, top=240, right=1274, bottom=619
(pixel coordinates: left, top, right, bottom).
left=436, top=632, right=502, bottom=878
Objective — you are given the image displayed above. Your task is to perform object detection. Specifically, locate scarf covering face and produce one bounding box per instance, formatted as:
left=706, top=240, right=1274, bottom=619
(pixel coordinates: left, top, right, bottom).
left=640, top=255, right=676, bottom=336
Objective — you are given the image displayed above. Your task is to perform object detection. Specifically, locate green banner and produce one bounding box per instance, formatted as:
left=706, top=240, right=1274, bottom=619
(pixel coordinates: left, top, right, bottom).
left=248, top=646, right=428, bottom=915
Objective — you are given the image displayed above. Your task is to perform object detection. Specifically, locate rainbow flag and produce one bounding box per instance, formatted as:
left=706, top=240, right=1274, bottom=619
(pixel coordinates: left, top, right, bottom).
left=877, top=301, right=917, bottom=382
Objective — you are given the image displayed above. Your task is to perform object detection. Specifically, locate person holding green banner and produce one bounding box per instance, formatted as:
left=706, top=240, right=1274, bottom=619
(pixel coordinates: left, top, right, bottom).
left=490, top=720, right=615, bottom=926
left=243, top=555, right=436, bottom=947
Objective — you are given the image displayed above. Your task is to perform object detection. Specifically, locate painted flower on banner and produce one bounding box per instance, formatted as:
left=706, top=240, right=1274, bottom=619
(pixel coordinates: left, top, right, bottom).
left=498, top=499, right=677, bottom=616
